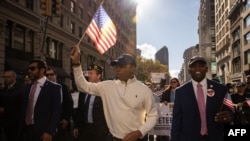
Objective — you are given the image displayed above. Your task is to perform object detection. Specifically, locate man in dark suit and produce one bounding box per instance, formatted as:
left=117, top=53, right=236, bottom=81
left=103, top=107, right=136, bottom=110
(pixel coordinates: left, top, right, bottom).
left=0, top=70, right=23, bottom=141
left=46, top=67, right=73, bottom=141
left=21, top=59, right=62, bottom=141
left=73, top=64, right=109, bottom=141
left=170, top=56, right=234, bottom=141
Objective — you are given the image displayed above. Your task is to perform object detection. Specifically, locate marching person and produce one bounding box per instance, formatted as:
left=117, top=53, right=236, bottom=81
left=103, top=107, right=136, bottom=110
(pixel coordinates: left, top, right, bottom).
left=170, top=56, right=234, bottom=141
left=73, top=64, right=108, bottom=141
left=20, top=59, right=62, bottom=141
left=70, top=45, right=158, bottom=141
left=46, top=68, right=73, bottom=141
left=0, top=70, right=23, bottom=141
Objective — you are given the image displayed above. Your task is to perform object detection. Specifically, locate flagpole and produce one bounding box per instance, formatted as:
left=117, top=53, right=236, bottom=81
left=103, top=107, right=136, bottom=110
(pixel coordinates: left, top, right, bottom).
left=77, top=0, right=105, bottom=46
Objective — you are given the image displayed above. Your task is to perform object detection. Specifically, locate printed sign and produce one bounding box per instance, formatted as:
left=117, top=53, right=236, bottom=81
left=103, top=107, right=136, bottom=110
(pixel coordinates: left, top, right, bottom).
left=151, top=73, right=165, bottom=83
left=148, top=103, right=173, bottom=136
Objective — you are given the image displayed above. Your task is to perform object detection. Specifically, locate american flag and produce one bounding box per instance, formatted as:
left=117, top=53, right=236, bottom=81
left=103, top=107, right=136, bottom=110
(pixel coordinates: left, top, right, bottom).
left=223, top=93, right=235, bottom=113
left=86, top=6, right=117, bottom=54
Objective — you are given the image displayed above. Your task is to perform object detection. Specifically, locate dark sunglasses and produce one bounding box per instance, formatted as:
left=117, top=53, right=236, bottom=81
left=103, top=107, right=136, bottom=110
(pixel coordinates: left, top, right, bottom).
left=28, top=66, right=37, bottom=71
left=46, top=73, right=55, bottom=77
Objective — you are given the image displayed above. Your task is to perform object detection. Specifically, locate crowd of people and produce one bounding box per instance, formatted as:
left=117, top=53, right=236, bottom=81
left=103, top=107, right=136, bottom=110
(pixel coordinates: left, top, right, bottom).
left=0, top=46, right=249, bottom=141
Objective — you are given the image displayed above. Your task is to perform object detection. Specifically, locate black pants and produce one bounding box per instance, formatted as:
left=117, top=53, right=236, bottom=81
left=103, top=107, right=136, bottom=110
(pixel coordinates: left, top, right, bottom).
left=76, top=123, right=108, bottom=141
left=23, top=125, right=40, bottom=141
left=106, top=133, right=143, bottom=141
left=3, top=124, right=19, bottom=141
left=199, top=135, right=208, bottom=141
left=53, top=126, right=70, bottom=141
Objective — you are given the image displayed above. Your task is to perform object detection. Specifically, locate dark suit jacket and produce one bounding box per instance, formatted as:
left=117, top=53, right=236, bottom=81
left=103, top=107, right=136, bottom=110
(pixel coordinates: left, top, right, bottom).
left=21, top=80, right=62, bottom=140
left=170, top=79, right=233, bottom=141
left=58, top=82, right=73, bottom=123
left=74, top=92, right=108, bottom=134
left=0, top=82, right=24, bottom=140
left=0, top=82, right=23, bottom=127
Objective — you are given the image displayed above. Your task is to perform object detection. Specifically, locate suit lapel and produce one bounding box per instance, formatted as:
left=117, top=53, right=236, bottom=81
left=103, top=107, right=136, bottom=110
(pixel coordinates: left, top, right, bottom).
left=36, top=80, right=49, bottom=103
left=185, top=81, right=200, bottom=113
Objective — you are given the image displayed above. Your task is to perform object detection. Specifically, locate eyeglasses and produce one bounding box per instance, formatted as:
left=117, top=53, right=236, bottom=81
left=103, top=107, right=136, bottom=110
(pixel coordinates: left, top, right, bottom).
left=28, top=66, right=37, bottom=71
left=46, top=73, right=55, bottom=77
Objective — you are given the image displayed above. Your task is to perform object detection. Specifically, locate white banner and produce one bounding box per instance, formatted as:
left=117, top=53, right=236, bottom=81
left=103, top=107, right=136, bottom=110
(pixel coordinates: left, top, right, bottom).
left=150, top=73, right=165, bottom=83
left=148, top=103, right=173, bottom=136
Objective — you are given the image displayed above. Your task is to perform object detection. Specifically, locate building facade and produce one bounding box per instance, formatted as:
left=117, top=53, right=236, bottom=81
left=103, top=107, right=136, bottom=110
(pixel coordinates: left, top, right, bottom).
left=227, top=0, right=250, bottom=83
left=198, top=0, right=216, bottom=79
left=215, top=0, right=232, bottom=84
left=182, top=44, right=199, bottom=82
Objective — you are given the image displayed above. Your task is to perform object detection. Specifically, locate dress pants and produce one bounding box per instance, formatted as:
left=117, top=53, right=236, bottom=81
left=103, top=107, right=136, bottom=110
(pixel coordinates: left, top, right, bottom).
left=106, top=133, right=143, bottom=141
left=53, top=125, right=70, bottom=141
left=23, top=125, right=41, bottom=141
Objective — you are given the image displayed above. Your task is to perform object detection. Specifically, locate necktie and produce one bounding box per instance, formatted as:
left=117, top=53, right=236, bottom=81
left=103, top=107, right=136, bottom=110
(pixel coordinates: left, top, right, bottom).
left=25, top=81, right=38, bottom=125
left=84, top=95, right=91, bottom=123
left=197, top=83, right=207, bottom=135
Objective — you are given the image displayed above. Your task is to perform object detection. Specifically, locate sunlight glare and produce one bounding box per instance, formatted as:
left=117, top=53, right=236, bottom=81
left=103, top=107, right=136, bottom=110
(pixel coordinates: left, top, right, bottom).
left=136, top=0, right=152, bottom=16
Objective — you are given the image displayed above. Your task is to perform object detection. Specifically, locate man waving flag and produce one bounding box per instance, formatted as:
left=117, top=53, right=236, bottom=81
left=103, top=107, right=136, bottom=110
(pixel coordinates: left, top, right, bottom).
left=86, top=5, right=117, bottom=54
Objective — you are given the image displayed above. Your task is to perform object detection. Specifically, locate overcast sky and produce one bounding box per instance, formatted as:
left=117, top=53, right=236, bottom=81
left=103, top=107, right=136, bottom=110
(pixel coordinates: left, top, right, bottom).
left=136, top=0, right=200, bottom=77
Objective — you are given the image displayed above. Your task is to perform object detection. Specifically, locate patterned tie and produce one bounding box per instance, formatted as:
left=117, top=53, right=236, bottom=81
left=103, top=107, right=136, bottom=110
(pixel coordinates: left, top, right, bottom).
left=25, top=81, right=38, bottom=125
left=197, top=83, right=207, bottom=135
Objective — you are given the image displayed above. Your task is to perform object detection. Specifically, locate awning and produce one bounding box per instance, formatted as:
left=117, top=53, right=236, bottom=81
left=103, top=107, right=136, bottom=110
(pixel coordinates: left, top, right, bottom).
left=5, top=58, right=29, bottom=73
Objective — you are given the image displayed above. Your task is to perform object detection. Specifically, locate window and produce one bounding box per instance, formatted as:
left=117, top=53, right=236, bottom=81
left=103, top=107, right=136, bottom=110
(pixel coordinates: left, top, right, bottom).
left=232, top=28, right=240, bottom=42
left=59, top=15, right=64, bottom=27
left=211, top=53, right=216, bottom=60
left=232, top=41, right=240, bottom=58
left=244, top=50, right=250, bottom=65
left=79, top=8, right=83, bottom=19
left=245, top=32, right=250, bottom=45
left=5, top=23, right=11, bottom=48
left=47, top=40, right=62, bottom=60
left=232, top=57, right=241, bottom=73
left=57, top=44, right=62, bottom=60
left=26, top=0, right=33, bottom=10
left=79, top=27, right=82, bottom=38
left=246, top=0, right=250, bottom=9
left=71, top=1, right=75, bottom=13
left=13, top=27, right=25, bottom=50
left=244, top=15, right=250, bottom=28
left=26, top=31, right=33, bottom=52
left=71, top=22, right=75, bottom=34
left=49, top=41, right=57, bottom=59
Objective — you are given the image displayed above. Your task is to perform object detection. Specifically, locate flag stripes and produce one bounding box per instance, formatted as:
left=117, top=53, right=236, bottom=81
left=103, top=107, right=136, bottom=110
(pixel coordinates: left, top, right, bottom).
left=86, top=6, right=117, bottom=54
left=223, top=93, right=235, bottom=113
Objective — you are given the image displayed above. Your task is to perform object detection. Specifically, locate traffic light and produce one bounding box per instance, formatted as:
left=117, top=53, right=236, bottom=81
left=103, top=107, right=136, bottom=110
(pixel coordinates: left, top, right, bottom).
left=41, top=0, right=51, bottom=16
left=52, top=0, right=61, bottom=17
